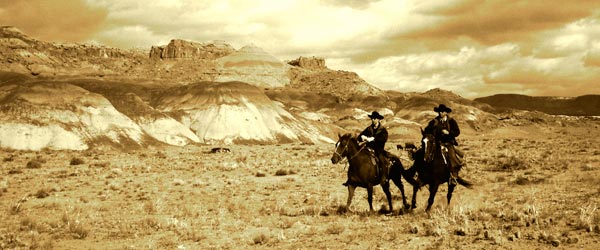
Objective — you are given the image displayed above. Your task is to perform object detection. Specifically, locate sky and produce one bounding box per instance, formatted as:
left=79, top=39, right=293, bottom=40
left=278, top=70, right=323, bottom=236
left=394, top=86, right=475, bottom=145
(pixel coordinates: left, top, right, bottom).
left=1, top=0, right=599, bottom=98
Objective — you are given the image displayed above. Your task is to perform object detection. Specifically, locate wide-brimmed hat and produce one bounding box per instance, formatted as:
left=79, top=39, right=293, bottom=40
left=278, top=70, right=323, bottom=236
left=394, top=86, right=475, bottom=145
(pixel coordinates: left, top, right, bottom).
left=368, top=111, right=384, bottom=119
left=434, top=104, right=452, bottom=113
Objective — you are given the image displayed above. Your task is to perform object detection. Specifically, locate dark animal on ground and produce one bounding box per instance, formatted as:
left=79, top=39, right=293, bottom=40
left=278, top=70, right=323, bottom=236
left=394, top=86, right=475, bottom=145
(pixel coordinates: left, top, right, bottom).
left=210, top=147, right=231, bottom=153
left=397, top=143, right=418, bottom=151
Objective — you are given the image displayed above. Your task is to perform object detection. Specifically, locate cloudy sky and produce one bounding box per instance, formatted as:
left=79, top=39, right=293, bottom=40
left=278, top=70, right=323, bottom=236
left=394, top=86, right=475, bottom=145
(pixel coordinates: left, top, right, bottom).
left=2, top=0, right=599, bottom=98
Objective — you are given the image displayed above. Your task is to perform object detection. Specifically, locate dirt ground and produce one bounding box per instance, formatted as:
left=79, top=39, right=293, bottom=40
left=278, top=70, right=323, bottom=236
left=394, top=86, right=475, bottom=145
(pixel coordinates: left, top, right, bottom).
left=1, top=123, right=599, bottom=249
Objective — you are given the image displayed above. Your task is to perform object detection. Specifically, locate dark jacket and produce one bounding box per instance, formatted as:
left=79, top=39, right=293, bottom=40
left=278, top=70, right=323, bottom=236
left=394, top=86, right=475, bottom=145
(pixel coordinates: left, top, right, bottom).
left=424, top=116, right=460, bottom=145
left=358, top=124, right=388, bottom=152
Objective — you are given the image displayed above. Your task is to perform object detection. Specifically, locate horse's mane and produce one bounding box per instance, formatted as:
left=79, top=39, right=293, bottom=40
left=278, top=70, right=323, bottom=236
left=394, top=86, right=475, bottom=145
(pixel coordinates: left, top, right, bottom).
left=340, top=133, right=358, bottom=143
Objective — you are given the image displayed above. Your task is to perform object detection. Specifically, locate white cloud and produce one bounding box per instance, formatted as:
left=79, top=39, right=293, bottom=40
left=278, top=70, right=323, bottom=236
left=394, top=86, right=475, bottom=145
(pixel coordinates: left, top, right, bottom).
left=76, top=0, right=600, bottom=97
left=93, top=25, right=170, bottom=48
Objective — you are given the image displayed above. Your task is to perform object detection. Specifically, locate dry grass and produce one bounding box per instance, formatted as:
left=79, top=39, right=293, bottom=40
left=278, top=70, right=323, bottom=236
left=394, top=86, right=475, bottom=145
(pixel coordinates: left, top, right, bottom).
left=0, top=125, right=599, bottom=249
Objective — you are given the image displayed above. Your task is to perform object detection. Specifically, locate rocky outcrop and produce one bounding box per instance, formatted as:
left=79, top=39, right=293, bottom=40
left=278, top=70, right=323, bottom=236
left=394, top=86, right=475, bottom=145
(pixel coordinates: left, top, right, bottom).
left=214, top=45, right=291, bottom=88
left=288, top=68, right=382, bottom=99
left=149, top=39, right=235, bottom=60
left=288, top=56, right=327, bottom=70
left=0, top=26, right=382, bottom=98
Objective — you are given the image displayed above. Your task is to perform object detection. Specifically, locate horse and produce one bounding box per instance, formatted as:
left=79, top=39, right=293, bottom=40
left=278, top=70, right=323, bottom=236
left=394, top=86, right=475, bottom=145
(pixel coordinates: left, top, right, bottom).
left=331, top=133, right=410, bottom=213
left=404, top=130, right=473, bottom=213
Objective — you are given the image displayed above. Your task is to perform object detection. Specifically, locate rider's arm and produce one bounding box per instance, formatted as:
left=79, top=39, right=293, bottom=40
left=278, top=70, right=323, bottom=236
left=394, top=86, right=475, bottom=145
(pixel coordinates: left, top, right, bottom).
left=449, top=119, right=460, bottom=137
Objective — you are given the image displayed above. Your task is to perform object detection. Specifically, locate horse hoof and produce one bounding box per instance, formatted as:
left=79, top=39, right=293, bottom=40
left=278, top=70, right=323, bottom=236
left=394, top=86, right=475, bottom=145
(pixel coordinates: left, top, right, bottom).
left=336, top=205, right=351, bottom=214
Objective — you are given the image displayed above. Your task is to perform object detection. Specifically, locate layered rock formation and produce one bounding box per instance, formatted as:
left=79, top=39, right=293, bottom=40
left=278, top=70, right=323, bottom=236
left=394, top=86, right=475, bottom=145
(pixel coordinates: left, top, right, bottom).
left=155, top=81, right=333, bottom=144
left=214, top=45, right=291, bottom=88
left=149, top=39, right=235, bottom=60
left=0, top=82, right=143, bottom=150
left=0, top=26, right=537, bottom=151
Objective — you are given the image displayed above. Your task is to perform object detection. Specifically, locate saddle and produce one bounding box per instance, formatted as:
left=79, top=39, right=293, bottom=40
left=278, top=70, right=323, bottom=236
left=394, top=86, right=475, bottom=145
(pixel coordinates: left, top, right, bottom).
left=366, top=148, right=378, bottom=166
left=440, top=144, right=464, bottom=169
left=366, top=148, right=392, bottom=182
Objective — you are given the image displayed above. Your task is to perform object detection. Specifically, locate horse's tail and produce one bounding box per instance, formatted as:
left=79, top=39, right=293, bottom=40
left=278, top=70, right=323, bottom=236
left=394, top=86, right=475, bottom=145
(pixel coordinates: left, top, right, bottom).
left=457, top=176, right=473, bottom=189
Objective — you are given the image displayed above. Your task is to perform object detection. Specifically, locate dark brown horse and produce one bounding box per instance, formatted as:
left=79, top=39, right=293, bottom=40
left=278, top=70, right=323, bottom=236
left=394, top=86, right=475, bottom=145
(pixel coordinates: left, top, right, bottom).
left=404, top=131, right=473, bottom=212
left=331, top=133, right=410, bottom=213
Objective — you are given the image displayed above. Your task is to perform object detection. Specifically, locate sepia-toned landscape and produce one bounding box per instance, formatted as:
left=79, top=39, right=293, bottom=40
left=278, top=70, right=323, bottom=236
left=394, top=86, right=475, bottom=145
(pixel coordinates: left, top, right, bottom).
left=1, top=121, right=599, bottom=249
left=2, top=1, right=600, bottom=248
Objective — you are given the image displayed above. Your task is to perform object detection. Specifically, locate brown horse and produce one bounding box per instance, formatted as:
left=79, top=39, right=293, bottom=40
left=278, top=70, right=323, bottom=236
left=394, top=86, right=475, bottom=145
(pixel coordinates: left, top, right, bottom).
left=404, top=131, right=473, bottom=212
left=331, top=133, right=410, bottom=213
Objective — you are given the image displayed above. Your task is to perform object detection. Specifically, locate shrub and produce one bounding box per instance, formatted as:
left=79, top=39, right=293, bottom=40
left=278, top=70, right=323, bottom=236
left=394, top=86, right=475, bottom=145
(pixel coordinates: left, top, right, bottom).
left=252, top=233, right=269, bottom=245
left=3, top=155, right=14, bottom=162
left=488, top=155, right=529, bottom=171
left=35, top=188, right=51, bottom=198
left=68, top=221, right=89, bottom=239
left=325, top=223, right=345, bottom=234
left=274, top=169, right=288, bottom=176
left=70, top=157, right=85, bottom=165
left=274, top=169, right=297, bottom=176
left=26, top=160, right=43, bottom=169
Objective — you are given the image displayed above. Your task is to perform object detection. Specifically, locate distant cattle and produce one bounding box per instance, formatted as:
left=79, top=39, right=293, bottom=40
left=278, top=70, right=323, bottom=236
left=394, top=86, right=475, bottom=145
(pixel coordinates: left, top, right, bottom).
left=397, top=143, right=417, bottom=151
left=210, top=147, right=231, bottom=153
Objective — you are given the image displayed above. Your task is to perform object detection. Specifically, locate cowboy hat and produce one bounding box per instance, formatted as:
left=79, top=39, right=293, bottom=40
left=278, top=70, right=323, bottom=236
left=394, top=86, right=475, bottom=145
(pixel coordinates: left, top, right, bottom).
left=434, top=104, right=452, bottom=113
left=368, top=111, right=384, bottom=119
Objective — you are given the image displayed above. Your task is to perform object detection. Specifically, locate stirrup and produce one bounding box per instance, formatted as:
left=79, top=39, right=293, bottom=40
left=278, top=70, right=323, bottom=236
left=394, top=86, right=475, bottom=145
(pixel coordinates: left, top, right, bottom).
left=449, top=176, right=458, bottom=186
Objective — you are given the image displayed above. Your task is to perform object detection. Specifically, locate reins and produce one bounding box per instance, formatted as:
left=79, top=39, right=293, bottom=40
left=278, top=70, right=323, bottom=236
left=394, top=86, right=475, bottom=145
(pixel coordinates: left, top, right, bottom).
left=334, top=137, right=367, bottom=169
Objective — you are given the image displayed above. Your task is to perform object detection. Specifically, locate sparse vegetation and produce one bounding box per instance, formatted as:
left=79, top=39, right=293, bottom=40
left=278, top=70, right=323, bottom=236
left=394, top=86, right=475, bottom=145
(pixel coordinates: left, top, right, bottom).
left=70, top=157, right=85, bottom=165
left=26, top=160, right=42, bottom=169
left=0, top=127, right=599, bottom=249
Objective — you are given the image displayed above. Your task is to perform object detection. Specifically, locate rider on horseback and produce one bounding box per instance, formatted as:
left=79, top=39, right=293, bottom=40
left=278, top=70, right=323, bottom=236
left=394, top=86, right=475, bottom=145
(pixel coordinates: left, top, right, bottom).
left=424, top=104, right=465, bottom=186
left=358, top=111, right=391, bottom=183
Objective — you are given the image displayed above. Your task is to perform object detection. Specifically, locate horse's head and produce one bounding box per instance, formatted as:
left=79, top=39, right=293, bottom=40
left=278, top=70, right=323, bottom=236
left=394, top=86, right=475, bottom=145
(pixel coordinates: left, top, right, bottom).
left=331, top=133, right=355, bottom=164
left=421, top=128, right=436, bottom=163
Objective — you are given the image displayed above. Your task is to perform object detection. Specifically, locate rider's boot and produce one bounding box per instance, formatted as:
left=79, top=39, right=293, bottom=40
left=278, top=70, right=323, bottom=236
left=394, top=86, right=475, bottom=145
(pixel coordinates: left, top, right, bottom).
left=449, top=166, right=458, bottom=186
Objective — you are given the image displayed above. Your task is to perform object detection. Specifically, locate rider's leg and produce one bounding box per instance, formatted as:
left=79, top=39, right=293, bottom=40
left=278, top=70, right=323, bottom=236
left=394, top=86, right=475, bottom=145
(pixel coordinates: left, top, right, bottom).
left=447, top=145, right=459, bottom=186
left=377, top=152, right=389, bottom=183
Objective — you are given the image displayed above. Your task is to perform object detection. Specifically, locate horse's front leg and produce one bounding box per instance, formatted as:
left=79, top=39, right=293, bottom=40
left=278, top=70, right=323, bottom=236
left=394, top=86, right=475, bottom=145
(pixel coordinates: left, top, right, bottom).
left=426, top=183, right=440, bottom=213
left=411, top=182, right=419, bottom=209
left=381, top=181, right=393, bottom=213
left=346, top=185, right=356, bottom=211
left=367, top=185, right=374, bottom=212
left=447, top=182, right=456, bottom=205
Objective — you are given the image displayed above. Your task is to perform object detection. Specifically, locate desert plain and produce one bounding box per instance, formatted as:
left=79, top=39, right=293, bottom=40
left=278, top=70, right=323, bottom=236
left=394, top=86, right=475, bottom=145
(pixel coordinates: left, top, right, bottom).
left=1, top=120, right=599, bottom=250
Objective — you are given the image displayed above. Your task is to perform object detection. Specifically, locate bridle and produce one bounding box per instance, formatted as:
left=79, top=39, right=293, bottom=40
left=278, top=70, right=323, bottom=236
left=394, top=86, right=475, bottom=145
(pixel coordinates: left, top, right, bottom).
left=334, top=136, right=367, bottom=164
left=422, top=134, right=437, bottom=163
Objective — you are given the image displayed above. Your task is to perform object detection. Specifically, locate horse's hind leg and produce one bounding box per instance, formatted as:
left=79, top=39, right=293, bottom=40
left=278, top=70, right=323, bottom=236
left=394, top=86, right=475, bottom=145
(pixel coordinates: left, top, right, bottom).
left=390, top=165, right=410, bottom=209
left=367, top=185, right=374, bottom=212
left=346, top=185, right=356, bottom=211
left=381, top=182, right=393, bottom=213
left=393, top=178, right=410, bottom=209
left=426, top=184, right=440, bottom=213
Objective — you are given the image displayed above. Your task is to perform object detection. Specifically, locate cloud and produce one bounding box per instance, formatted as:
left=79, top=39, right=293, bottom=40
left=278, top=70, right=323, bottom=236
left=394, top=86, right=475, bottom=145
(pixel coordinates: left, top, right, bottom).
left=0, top=0, right=107, bottom=43
left=348, top=41, right=600, bottom=98
left=2, top=0, right=599, bottom=97
left=356, top=0, right=600, bottom=62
